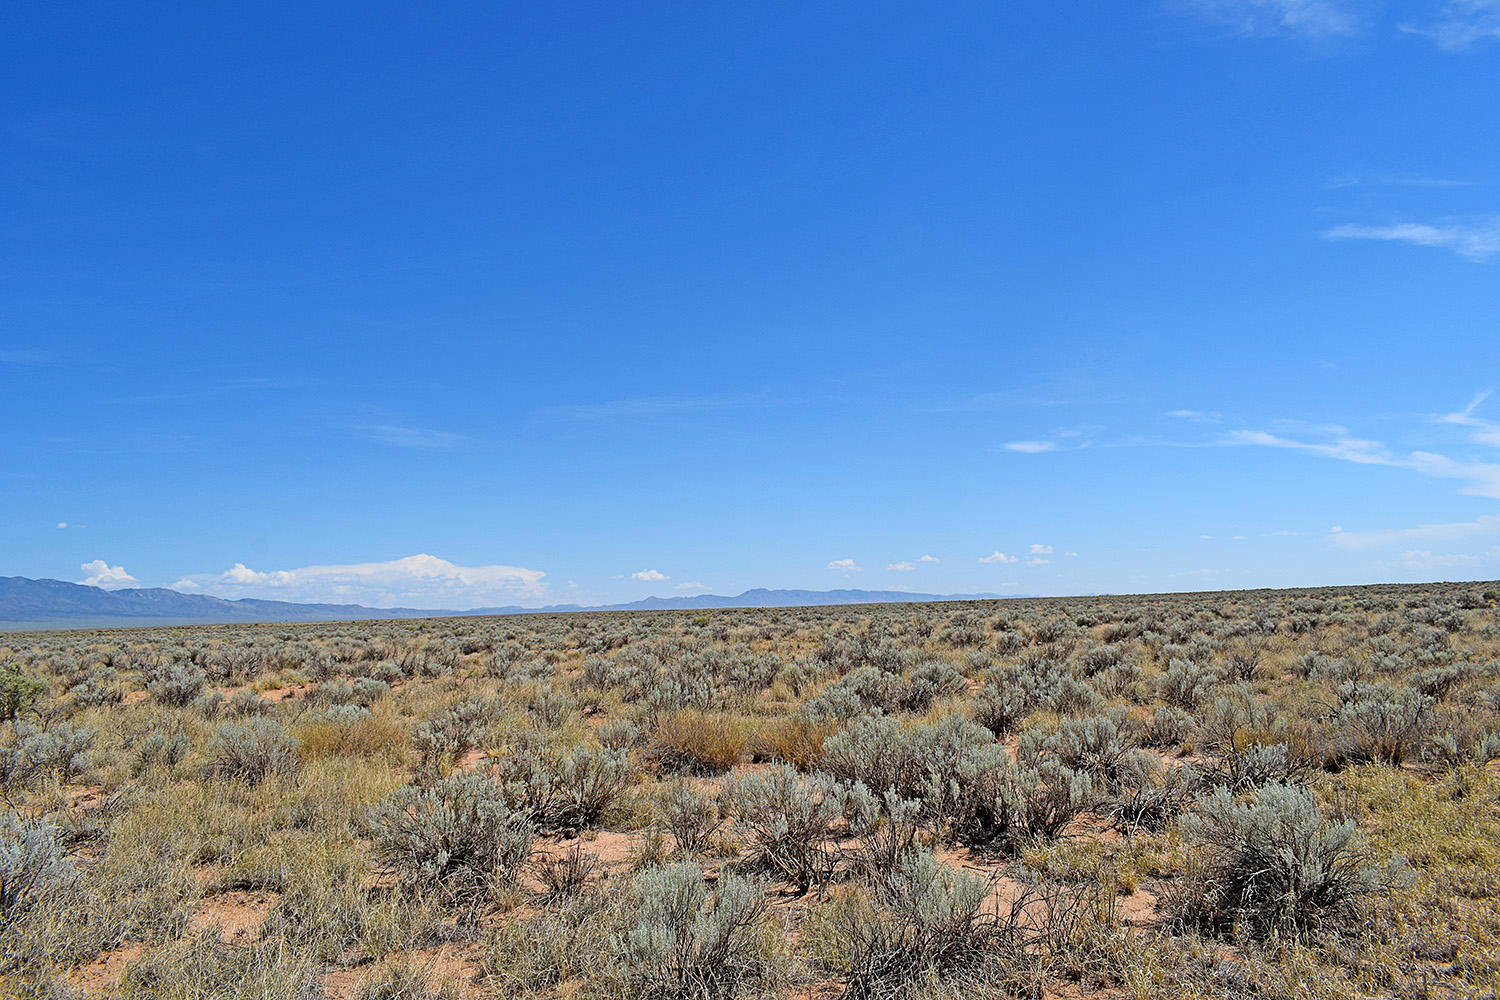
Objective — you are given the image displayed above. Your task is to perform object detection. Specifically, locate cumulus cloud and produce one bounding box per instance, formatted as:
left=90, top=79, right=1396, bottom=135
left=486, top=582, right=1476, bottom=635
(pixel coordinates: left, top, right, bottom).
left=1323, top=219, right=1500, bottom=262
left=1028, top=544, right=1054, bottom=555
left=1026, top=557, right=1051, bottom=566
left=168, top=553, right=546, bottom=609
left=55, top=521, right=83, bottom=530
left=918, top=554, right=939, bottom=563
left=979, top=551, right=1018, bottom=564
left=888, top=561, right=917, bottom=572
left=631, top=569, right=667, bottom=582
left=827, top=558, right=863, bottom=573
left=79, top=560, right=137, bottom=589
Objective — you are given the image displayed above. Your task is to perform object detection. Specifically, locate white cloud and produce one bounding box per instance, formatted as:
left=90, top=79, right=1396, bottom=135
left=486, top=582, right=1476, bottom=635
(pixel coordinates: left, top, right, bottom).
left=1390, top=548, right=1496, bottom=572
left=1401, top=0, right=1500, bottom=50
left=1177, top=0, right=1360, bottom=37
left=979, top=551, right=1018, bottom=564
left=79, top=560, right=137, bottom=589
left=1026, top=557, right=1051, bottom=566
left=1003, top=440, right=1057, bottom=453
left=888, top=561, right=917, bottom=572
left=631, top=569, right=667, bottom=582
left=1441, top=391, right=1500, bottom=447
left=1328, top=514, right=1500, bottom=550
left=168, top=553, right=547, bottom=609
left=1323, top=219, right=1500, bottom=262
left=1028, top=543, right=1054, bottom=555
left=674, top=581, right=708, bottom=592
left=827, top=558, right=863, bottom=573
left=363, top=425, right=463, bottom=448
left=1167, top=409, right=1223, bottom=422
left=1227, top=425, right=1500, bottom=499
left=918, top=554, right=939, bottom=563
left=1200, top=534, right=1214, bottom=539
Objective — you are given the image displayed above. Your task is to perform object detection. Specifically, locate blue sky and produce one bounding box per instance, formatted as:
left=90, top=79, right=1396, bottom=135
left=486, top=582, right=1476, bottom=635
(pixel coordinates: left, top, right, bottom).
left=4, top=1, right=1500, bottom=609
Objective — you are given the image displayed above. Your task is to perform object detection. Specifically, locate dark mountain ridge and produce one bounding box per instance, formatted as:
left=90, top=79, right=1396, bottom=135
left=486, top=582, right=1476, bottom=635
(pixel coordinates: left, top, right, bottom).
left=0, top=576, right=1015, bottom=629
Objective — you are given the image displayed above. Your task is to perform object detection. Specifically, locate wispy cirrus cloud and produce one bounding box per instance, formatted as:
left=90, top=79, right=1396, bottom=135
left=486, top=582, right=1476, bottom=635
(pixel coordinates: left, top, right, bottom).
left=1441, top=390, right=1500, bottom=446
left=1401, top=0, right=1500, bottom=50
left=1323, top=219, right=1500, bottom=262
left=1228, top=394, right=1500, bottom=500
left=1003, top=440, right=1058, bottom=453
left=0, top=348, right=62, bottom=366
left=169, top=553, right=546, bottom=608
left=1329, top=514, right=1500, bottom=550
left=1228, top=428, right=1500, bottom=499
left=539, top=394, right=766, bottom=421
left=363, top=425, right=463, bottom=449
left=1174, top=0, right=1361, bottom=38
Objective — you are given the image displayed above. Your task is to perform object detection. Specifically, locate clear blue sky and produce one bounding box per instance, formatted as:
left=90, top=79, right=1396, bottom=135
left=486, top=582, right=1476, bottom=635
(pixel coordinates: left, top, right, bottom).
left=4, top=1, right=1500, bottom=608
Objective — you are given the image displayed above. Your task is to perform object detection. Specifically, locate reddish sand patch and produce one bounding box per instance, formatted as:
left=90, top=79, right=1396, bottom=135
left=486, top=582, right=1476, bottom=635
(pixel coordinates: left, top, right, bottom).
left=189, top=889, right=278, bottom=943
left=68, top=943, right=144, bottom=995
left=322, top=943, right=485, bottom=999
left=1117, top=886, right=1159, bottom=926
left=256, top=682, right=316, bottom=702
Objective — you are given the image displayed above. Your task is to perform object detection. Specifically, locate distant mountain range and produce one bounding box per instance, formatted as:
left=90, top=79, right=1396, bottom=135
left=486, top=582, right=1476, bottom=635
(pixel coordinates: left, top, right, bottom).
left=0, top=576, right=1016, bottom=629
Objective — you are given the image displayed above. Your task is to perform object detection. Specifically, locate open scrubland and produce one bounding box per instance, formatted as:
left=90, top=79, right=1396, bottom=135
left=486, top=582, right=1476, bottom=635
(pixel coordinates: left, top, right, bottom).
left=4, top=583, right=1500, bottom=999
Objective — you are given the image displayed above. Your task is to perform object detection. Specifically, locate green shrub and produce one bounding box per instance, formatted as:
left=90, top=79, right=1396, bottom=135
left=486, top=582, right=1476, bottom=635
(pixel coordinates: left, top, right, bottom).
left=723, top=764, right=851, bottom=891
left=1, top=811, right=76, bottom=920
left=1, top=721, right=96, bottom=789
left=617, top=861, right=770, bottom=998
left=205, top=717, right=300, bottom=784
left=0, top=665, right=47, bottom=721
left=145, top=662, right=207, bottom=707
left=812, top=850, right=1024, bottom=998
left=488, top=741, right=631, bottom=834
left=1174, top=782, right=1398, bottom=936
left=656, top=778, right=725, bottom=855
left=1333, top=681, right=1434, bottom=765
left=367, top=773, right=533, bottom=898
